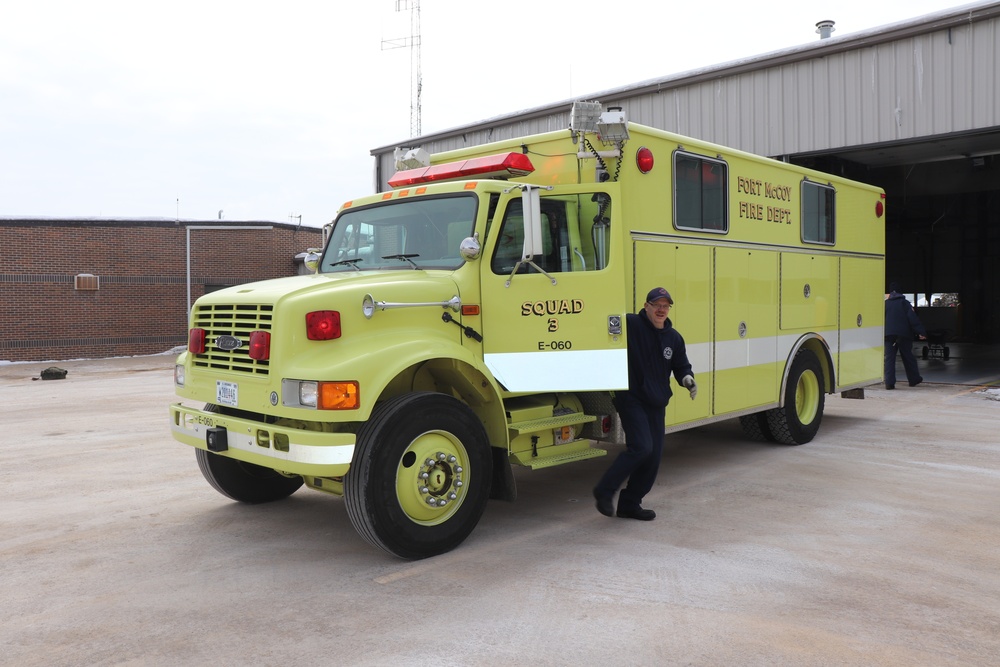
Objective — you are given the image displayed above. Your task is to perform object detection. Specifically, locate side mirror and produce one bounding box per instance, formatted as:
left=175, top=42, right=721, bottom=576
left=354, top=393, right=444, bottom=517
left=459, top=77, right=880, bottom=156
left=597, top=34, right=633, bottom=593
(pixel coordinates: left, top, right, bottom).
left=304, top=248, right=321, bottom=273
left=460, top=233, right=481, bottom=261
left=520, top=186, right=544, bottom=260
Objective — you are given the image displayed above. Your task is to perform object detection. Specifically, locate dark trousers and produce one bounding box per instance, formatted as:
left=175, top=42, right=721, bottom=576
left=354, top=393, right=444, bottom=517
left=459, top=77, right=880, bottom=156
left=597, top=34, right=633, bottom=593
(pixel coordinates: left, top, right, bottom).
left=595, top=395, right=665, bottom=510
left=884, top=335, right=922, bottom=386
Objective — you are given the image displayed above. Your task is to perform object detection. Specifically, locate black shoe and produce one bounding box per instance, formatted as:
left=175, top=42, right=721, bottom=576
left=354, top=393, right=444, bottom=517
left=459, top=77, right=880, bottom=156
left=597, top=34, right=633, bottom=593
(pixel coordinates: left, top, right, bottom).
left=886, top=384, right=895, bottom=390
left=593, top=489, right=614, bottom=517
left=616, top=506, right=656, bottom=521
left=909, top=378, right=923, bottom=387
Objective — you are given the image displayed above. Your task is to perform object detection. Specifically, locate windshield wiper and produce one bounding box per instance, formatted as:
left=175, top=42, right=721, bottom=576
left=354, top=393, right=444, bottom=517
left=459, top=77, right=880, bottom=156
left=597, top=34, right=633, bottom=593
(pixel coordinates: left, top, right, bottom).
left=330, top=258, right=364, bottom=271
left=382, top=254, right=420, bottom=269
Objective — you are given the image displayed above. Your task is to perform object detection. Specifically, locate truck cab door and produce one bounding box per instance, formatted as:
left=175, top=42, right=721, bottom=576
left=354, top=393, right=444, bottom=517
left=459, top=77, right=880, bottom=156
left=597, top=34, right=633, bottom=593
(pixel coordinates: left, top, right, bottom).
left=479, top=183, right=628, bottom=392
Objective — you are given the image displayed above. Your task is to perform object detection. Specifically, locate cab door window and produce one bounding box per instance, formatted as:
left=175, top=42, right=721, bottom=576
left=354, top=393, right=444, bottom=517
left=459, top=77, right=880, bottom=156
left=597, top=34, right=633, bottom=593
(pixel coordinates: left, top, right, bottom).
left=490, top=192, right=611, bottom=275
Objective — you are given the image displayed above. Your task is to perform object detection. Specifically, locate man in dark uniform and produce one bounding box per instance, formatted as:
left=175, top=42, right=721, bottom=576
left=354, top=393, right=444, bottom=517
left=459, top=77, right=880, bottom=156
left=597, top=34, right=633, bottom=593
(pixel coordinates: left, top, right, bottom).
left=884, top=282, right=927, bottom=389
left=594, top=287, right=696, bottom=521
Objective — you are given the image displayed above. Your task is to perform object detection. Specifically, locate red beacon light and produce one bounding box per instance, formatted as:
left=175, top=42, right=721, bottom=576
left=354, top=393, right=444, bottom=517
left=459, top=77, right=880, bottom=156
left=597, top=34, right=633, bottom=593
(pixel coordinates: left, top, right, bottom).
left=636, top=146, right=654, bottom=174
left=388, top=152, right=535, bottom=188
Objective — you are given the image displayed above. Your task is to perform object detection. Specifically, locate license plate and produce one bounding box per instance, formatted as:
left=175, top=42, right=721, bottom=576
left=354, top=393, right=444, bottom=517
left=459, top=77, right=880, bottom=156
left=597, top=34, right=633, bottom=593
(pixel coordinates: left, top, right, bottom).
left=216, top=381, right=238, bottom=407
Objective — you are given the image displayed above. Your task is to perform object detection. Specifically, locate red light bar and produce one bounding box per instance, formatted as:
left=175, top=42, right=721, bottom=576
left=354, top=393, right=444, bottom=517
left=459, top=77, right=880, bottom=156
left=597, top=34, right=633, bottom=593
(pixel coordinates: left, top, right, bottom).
left=388, top=152, right=535, bottom=188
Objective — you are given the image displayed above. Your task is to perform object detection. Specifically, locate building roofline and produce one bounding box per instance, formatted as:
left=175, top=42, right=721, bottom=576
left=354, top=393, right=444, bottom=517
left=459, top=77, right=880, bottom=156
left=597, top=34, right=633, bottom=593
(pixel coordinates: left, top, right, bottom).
left=372, top=0, right=1000, bottom=154
left=0, top=217, right=321, bottom=231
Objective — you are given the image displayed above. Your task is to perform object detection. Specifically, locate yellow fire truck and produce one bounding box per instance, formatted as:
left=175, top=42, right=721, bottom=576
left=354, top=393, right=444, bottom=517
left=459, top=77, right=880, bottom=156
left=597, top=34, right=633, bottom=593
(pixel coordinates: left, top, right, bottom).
left=170, top=102, right=885, bottom=559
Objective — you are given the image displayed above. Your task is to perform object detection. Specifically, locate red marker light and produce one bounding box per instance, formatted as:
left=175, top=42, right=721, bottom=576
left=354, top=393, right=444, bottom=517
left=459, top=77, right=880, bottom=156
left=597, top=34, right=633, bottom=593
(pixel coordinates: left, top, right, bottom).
left=306, top=311, right=341, bottom=340
left=636, top=146, right=654, bottom=173
left=875, top=196, right=885, bottom=218
left=248, top=330, right=270, bottom=360
left=188, top=328, right=206, bottom=354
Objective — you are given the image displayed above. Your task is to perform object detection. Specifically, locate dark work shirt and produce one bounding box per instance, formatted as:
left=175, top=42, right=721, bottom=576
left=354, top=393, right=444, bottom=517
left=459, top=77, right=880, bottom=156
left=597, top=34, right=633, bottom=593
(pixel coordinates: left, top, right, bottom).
left=620, top=309, right=693, bottom=408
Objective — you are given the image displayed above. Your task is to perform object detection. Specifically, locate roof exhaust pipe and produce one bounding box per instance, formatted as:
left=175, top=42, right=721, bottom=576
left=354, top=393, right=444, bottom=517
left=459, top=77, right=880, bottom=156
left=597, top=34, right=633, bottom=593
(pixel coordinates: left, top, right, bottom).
left=816, top=20, right=835, bottom=39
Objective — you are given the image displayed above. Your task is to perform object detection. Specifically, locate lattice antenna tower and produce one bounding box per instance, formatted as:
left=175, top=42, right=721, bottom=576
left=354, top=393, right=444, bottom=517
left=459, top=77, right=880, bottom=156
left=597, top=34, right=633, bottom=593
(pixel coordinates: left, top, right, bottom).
left=382, top=0, right=422, bottom=138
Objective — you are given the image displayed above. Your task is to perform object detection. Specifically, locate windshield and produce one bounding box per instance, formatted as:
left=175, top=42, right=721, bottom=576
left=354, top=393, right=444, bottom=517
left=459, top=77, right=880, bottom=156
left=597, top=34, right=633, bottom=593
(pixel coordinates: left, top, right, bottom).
left=321, top=195, right=478, bottom=272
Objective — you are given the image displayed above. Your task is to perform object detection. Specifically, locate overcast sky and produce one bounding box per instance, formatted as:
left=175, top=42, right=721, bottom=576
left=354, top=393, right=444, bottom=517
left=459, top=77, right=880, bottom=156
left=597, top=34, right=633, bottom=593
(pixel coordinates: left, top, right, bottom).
left=0, top=0, right=982, bottom=227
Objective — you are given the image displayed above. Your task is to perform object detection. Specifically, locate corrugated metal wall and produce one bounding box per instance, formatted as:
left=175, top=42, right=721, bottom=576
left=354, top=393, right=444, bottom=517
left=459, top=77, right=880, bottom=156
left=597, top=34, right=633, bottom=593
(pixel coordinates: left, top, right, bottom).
left=372, top=2, right=1000, bottom=190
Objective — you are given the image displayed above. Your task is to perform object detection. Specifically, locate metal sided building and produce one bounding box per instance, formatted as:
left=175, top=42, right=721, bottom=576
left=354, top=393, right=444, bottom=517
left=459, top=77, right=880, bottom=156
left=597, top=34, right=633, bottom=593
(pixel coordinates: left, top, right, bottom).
left=369, top=1, right=1000, bottom=343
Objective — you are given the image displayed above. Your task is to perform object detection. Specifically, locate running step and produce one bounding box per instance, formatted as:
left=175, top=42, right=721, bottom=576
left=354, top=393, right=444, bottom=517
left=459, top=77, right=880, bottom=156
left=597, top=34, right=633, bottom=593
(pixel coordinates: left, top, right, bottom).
left=507, top=412, right=595, bottom=434
left=510, top=444, right=608, bottom=470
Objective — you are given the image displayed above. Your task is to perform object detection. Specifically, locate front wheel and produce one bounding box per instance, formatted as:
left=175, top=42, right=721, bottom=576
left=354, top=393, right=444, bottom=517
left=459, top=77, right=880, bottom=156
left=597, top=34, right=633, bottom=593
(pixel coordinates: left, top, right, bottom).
left=344, top=392, right=493, bottom=559
left=765, top=349, right=825, bottom=445
left=195, top=404, right=303, bottom=503
left=196, top=448, right=303, bottom=503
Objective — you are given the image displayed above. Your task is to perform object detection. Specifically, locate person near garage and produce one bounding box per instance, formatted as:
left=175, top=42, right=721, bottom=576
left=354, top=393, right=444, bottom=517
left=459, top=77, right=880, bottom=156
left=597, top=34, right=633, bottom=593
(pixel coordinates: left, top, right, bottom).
left=593, top=287, right=696, bottom=521
left=884, top=282, right=928, bottom=389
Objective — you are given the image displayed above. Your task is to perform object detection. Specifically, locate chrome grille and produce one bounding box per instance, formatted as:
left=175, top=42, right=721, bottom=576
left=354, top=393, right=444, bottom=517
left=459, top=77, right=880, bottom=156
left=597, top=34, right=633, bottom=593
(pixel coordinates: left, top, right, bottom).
left=191, top=303, right=273, bottom=375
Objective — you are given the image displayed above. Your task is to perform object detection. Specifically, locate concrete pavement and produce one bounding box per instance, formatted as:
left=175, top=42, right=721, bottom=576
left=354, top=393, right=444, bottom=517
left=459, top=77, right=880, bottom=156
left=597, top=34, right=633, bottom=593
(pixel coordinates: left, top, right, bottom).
left=2, top=353, right=999, bottom=666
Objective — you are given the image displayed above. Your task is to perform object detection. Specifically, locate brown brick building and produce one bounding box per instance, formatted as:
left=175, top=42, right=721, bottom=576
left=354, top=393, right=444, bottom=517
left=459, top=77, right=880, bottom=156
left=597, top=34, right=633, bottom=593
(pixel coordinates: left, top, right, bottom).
left=1, top=218, right=322, bottom=362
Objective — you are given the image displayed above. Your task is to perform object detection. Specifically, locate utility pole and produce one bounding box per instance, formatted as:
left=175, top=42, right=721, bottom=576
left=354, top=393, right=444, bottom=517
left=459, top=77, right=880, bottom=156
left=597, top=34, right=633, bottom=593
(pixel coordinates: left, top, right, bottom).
left=382, top=0, right=422, bottom=138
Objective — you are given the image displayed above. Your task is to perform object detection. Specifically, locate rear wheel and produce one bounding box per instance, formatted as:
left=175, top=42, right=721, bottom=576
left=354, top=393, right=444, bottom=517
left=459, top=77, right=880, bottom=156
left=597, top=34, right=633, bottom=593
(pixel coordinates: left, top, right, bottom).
left=766, top=349, right=825, bottom=445
left=738, top=412, right=775, bottom=442
left=344, top=392, right=493, bottom=559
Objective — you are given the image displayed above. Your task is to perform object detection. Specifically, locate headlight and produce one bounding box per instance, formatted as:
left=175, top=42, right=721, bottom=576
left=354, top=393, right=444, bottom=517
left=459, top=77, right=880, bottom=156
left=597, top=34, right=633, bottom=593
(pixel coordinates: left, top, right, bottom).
left=174, top=364, right=185, bottom=387
left=299, top=381, right=318, bottom=407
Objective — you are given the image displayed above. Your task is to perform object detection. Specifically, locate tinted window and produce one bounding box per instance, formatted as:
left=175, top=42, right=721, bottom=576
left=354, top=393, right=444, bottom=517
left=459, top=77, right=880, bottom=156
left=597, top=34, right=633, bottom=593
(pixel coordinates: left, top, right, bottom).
left=675, top=152, right=728, bottom=233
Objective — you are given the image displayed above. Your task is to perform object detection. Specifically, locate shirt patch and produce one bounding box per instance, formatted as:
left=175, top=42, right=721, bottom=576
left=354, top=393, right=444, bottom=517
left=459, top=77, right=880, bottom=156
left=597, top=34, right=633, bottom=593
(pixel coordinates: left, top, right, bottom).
left=663, top=347, right=674, bottom=360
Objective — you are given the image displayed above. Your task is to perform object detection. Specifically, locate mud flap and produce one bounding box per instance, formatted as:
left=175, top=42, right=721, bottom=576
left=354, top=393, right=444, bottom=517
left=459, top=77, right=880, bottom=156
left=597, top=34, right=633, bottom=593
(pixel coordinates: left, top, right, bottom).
left=489, top=447, right=517, bottom=502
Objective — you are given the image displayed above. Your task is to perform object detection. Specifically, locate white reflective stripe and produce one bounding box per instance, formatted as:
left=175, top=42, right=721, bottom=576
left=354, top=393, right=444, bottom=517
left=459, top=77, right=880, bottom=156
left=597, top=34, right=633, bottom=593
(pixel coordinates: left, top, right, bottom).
left=485, top=349, right=628, bottom=392
left=172, top=422, right=355, bottom=466
left=714, top=337, right=785, bottom=371
left=228, top=430, right=356, bottom=465
left=841, top=326, right=883, bottom=353
left=686, top=342, right=711, bottom=373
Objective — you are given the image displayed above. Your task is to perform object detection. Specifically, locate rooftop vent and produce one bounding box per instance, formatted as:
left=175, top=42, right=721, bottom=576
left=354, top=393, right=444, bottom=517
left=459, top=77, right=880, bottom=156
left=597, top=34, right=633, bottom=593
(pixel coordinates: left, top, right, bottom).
left=816, top=20, right=835, bottom=39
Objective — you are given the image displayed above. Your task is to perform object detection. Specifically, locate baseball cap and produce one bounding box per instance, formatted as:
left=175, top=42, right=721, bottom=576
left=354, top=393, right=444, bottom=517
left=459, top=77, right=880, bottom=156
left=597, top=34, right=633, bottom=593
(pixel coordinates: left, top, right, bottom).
left=645, top=287, right=673, bottom=304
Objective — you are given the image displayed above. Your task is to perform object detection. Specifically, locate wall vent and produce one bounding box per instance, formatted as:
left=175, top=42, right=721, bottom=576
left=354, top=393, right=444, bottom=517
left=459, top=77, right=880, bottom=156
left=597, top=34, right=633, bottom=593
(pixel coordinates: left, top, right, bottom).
left=75, top=274, right=100, bottom=290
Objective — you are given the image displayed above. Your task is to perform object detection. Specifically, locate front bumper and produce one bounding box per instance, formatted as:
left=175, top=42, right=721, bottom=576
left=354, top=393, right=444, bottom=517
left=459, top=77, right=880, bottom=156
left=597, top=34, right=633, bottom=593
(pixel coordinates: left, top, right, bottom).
left=169, top=403, right=355, bottom=477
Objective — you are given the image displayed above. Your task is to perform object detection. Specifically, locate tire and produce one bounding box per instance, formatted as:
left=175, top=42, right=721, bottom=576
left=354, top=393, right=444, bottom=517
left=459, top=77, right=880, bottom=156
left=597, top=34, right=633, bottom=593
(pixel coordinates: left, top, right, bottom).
left=195, top=403, right=303, bottom=503
left=344, top=392, right=493, bottom=559
left=738, top=412, right=775, bottom=442
left=195, top=448, right=303, bottom=504
left=765, top=349, right=825, bottom=445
